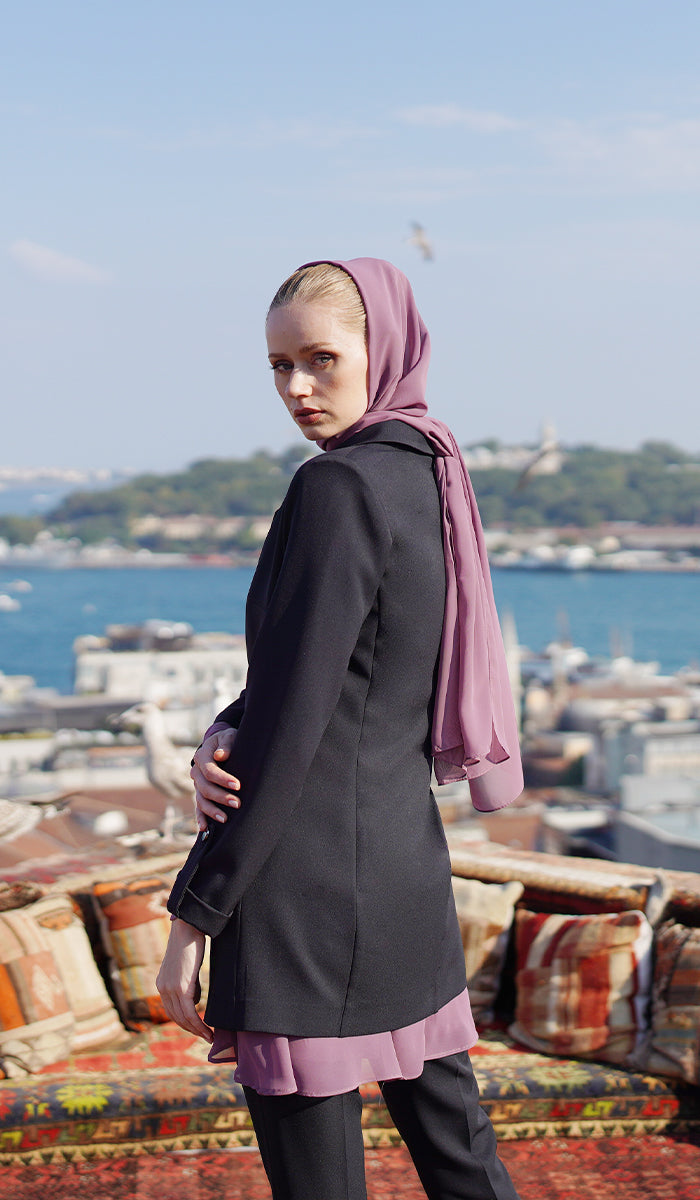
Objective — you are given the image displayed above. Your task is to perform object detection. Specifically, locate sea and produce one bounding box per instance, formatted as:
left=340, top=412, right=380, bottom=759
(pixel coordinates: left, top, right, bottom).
left=0, top=565, right=698, bottom=695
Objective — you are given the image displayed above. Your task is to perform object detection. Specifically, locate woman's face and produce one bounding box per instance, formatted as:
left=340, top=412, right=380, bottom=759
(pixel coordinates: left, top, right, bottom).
left=266, top=301, right=369, bottom=442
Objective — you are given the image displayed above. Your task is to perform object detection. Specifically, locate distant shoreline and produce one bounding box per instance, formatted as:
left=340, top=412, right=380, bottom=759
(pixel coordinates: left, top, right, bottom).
left=1, top=556, right=699, bottom=574
left=494, top=561, right=700, bottom=575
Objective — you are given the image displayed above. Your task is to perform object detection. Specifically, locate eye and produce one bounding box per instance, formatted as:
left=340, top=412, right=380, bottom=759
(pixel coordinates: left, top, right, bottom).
left=270, top=360, right=292, bottom=373
left=313, top=353, right=334, bottom=366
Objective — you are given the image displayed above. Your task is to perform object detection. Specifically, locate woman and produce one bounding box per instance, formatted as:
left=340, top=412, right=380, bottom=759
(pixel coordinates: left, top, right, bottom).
left=158, top=258, right=523, bottom=1200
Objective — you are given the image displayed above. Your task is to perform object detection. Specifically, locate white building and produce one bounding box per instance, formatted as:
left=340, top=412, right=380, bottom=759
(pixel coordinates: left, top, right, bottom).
left=614, top=808, right=700, bottom=873
left=73, top=622, right=248, bottom=725
left=585, top=718, right=700, bottom=794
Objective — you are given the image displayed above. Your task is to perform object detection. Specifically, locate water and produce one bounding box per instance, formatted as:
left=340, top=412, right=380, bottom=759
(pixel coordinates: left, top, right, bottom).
left=0, top=565, right=698, bottom=694
left=0, top=566, right=253, bottom=693
left=491, top=569, right=700, bottom=671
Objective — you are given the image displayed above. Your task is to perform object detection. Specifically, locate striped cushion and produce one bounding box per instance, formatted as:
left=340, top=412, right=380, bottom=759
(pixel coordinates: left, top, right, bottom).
left=645, top=920, right=700, bottom=1084
left=509, top=909, right=652, bottom=1066
left=0, top=894, right=124, bottom=1076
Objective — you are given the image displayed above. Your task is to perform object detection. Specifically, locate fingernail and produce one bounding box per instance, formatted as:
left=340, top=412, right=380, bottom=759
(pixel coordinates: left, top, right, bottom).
left=215, top=813, right=226, bottom=823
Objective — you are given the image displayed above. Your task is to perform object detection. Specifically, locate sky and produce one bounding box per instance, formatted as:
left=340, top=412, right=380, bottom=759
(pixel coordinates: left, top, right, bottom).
left=2, top=1, right=699, bottom=471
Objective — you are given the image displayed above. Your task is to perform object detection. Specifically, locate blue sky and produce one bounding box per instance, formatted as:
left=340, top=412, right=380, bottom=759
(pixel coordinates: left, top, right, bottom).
left=2, top=1, right=699, bottom=469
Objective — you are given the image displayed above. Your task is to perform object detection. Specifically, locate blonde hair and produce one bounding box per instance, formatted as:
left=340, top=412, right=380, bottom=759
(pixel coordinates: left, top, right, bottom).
left=268, top=263, right=367, bottom=341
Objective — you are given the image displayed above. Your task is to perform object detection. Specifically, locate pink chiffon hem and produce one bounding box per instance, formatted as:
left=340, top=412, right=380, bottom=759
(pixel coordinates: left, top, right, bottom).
left=207, top=986, right=478, bottom=1097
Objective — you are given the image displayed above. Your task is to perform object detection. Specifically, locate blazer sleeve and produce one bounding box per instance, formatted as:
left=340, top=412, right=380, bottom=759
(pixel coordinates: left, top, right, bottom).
left=210, top=690, right=246, bottom=730
left=168, top=456, right=393, bottom=936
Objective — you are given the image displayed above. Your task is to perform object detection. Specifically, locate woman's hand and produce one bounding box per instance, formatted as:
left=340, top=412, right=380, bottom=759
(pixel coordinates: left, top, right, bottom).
left=156, top=918, right=213, bottom=1042
left=191, top=727, right=241, bottom=830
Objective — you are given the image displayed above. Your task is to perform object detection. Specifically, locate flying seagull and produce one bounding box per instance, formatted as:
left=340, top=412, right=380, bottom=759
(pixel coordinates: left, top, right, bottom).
left=408, top=222, right=434, bottom=261
left=515, top=428, right=561, bottom=491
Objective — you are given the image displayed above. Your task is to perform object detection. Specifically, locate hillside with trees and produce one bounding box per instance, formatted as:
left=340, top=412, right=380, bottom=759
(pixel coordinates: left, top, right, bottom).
left=472, top=441, right=700, bottom=529
left=1, top=441, right=699, bottom=553
left=37, top=448, right=312, bottom=551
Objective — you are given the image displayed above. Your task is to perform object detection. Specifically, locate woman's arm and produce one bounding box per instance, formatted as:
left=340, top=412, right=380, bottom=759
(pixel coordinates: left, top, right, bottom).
left=155, top=918, right=213, bottom=1042
left=168, top=455, right=392, bottom=936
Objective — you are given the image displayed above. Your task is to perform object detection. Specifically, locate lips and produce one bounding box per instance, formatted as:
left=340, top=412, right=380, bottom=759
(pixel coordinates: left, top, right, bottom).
left=294, top=408, right=324, bottom=423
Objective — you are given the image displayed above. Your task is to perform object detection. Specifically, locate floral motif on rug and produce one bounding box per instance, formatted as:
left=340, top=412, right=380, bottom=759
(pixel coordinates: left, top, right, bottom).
left=1, top=1029, right=699, bottom=1164
left=363, top=1033, right=700, bottom=1144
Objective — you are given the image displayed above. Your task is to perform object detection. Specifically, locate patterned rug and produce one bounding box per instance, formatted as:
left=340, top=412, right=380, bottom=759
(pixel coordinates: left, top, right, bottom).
left=3, top=1024, right=698, bottom=1164
left=4, top=1135, right=700, bottom=1199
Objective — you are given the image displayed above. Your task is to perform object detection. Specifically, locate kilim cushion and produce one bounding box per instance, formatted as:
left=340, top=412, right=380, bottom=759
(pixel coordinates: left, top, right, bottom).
left=508, top=909, right=653, bottom=1067
left=92, top=874, right=210, bottom=1026
left=644, top=920, right=700, bottom=1084
left=92, top=875, right=178, bottom=1025
left=0, top=894, right=124, bottom=1076
left=451, top=878, right=524, bottom=1020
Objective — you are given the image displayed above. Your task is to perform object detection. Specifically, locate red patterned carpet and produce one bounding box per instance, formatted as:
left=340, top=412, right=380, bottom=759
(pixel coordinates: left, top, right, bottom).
left=4, top=1135, right=700, bottom=1200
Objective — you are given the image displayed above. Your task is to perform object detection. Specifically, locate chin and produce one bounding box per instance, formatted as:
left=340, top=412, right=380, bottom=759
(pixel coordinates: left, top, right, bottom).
left=300, top=425, right=325, bottom=442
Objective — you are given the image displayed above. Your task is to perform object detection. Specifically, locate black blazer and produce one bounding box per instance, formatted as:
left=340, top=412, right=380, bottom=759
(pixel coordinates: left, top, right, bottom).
left=168, top=421, right=467, bottom=1036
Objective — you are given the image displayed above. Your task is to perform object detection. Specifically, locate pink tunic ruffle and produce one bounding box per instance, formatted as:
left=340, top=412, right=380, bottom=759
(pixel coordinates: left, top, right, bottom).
left=208, top=986, right=477, bottom=1097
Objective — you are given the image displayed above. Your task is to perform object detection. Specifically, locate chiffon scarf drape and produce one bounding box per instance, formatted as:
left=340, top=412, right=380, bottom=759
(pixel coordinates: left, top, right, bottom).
left=302, top=257, right=523, bottom=810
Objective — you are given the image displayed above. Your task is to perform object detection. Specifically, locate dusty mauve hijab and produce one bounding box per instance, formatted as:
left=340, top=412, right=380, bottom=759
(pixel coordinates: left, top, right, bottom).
left=302, top=257, right=523, bottom=810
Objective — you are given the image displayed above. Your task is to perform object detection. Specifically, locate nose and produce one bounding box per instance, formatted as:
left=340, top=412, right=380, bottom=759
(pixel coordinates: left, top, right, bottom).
left=285, top=367, right=313, bottom=401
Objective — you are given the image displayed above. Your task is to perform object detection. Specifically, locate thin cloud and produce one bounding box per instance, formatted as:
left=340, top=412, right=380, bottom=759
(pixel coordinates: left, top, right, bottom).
left=9, top=239, right=109, bottom=283
left=398, top=104, right=700, bottom=192
left=542, top=115, right=700, bottom=189
left=398, top=104, right=521, bottom=133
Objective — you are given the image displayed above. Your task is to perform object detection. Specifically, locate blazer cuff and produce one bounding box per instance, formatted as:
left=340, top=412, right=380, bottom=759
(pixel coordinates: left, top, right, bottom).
left=171, top=887, right=231, bottom=938
left=202, top=719, right=236, bottom=741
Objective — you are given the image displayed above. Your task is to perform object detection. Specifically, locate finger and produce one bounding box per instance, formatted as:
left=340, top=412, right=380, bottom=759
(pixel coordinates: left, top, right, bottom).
left=175, top=998, right=211, bottom=1036
left=190, top=773, right=221, bottom=827
left=201, top=764, right=241, bottom=791
left=168, top=993, right=213, bottom=1041
left=192, top=770, right=240, bottom=801
left=191, top=768, right=242, bottom=809
left=196, top=778, right=241, bottom=806
left=157, top=975, right=211, bottom=1040
left=193, top=752, right=241, bottom=791
left=176, top=994, right=213, bottom=1042
left=195, top=796, right=229, bottom=824
left=194, top=783, right=240, bottom=817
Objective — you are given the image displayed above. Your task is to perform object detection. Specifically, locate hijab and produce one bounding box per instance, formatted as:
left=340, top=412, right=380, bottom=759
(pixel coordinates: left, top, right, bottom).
left=300, top=257, right=523, bottom=811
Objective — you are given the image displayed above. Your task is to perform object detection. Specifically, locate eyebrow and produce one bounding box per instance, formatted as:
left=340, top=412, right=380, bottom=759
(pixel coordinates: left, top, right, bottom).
left=267, top=342, right=333, bottom=358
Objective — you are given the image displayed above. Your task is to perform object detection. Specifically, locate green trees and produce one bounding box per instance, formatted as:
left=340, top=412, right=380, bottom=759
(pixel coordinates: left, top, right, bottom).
left=0, top=515, right=44, bottom=545
left=2, top=442, right=699, bottom=551
left=39, top=449, right=315, bottom=550
left=471, top=444, right=700, bottom=529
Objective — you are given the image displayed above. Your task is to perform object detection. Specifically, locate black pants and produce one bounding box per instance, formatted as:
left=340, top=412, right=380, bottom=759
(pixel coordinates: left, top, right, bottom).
left=243, top=1050, right=521, bottom=1200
